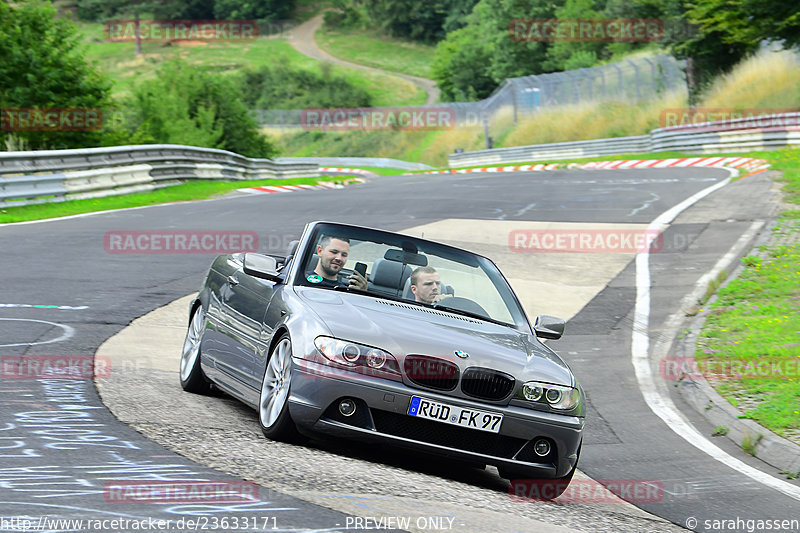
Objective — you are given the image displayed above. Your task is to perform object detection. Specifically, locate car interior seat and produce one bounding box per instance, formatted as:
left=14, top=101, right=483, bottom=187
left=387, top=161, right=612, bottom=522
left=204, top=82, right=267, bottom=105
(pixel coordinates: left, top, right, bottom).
left=369, top=258, right=412, bottom=298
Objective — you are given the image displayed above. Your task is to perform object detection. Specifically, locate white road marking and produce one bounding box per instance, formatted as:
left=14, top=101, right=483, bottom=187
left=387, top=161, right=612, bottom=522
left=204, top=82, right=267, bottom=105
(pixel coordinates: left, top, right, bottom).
left=0, top=318, right=75, bottom=347
left=631, top=170, right=800, bottom=501
left=0, top=304, right=88, bottom=310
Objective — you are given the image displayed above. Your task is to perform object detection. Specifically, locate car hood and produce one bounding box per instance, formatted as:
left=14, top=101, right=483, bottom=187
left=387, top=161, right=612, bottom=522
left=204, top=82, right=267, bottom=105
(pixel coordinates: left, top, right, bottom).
left=296, top=288, right=574, bottom=386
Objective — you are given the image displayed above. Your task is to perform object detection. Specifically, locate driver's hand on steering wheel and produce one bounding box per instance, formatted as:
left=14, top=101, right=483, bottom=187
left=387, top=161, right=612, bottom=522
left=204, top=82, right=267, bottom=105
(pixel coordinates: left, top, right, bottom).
left=433, top=293, right=453, bottom=303
left=348, top=270, right=368, bottom=290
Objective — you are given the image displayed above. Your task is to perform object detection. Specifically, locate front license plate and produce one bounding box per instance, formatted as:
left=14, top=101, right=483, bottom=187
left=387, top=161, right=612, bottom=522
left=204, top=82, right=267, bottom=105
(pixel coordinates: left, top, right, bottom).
left=407, top=396, right=503, bottom=433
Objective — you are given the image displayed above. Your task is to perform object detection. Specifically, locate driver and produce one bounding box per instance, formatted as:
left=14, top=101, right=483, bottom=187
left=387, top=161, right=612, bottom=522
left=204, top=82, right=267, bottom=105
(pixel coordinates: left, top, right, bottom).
left=410, top=266, right=451, bottom=304
left=306, top=235, right=367, bottom=290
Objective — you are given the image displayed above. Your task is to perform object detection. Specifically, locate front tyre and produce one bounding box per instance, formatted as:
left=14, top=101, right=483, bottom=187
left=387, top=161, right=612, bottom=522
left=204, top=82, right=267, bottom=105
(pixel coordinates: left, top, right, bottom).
left=180, top=306, right=211, bottom=394
left=259, top=333, right=301, bottom=442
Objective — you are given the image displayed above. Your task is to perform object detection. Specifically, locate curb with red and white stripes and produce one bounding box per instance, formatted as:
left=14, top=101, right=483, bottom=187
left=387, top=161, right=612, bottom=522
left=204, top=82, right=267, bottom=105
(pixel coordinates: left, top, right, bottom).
left=238, top=157, right=770, bottom=195
left=409, top=163, right=562, bottom=175
left=238, top=182, right=341, bottom=195
left=407, top=156, right=770, bottom=175
left=570, top=156, right=769, bottom=172
left=319, top=167, right=377, bottom=177
left=238, top=170, right=368, bottom=195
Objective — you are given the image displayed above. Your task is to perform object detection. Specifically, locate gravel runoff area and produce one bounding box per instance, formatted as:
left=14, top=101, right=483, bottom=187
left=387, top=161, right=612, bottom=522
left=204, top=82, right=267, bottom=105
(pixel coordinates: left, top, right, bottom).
left=95, top=295, right=685, bottom=533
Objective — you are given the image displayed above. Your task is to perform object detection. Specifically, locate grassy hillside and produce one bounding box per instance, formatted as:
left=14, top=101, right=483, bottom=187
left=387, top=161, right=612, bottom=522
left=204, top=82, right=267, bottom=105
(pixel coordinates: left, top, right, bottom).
left=75, top=21, right=425, bottom=106
left=316, top=26, right=435, bottom=79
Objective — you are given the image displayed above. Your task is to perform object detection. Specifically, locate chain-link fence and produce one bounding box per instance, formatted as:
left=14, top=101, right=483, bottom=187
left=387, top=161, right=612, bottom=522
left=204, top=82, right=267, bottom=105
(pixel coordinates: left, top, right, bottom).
left=253, top=54, right=686, bottom=129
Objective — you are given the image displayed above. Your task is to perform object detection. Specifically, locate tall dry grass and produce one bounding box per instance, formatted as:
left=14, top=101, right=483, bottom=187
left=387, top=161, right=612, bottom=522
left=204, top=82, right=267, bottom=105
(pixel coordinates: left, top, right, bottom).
left=502, top=89, right=687, bottom=147
left=274, top=49, right=800, bottom=165
left=699, top=49, right=800, bottom=110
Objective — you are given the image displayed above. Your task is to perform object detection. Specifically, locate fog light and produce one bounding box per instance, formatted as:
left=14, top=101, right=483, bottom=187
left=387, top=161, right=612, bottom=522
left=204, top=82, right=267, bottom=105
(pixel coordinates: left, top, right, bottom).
left=533, top=439, right=551, bottom=457
left=366, top=349, right=386, bottom=369
left=338, top=399, right=357, bottom=417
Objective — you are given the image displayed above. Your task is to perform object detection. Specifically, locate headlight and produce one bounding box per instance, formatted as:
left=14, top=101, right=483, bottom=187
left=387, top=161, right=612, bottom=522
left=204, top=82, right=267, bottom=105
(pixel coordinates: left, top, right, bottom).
left=518, top=380, right=581, bottom=411
left=314, top=336, right=400, bottom=377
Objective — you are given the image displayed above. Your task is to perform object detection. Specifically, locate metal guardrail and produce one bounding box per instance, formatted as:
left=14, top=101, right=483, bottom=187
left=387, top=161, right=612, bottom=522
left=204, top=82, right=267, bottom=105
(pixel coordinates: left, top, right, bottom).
left=448, top=136, right=651, bottom=167
left=274, top=156, right=432, bottom=171
left=449, top=112, right=800, bottom=167
left=0, top=144, right=319, bottom=207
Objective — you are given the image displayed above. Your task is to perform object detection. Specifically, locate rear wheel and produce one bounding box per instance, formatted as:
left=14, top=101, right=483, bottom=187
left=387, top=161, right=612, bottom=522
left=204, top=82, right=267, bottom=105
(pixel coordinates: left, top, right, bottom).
left=180, top=306, right=211, bottom=394
left=258, top=334, right=302, bottom=442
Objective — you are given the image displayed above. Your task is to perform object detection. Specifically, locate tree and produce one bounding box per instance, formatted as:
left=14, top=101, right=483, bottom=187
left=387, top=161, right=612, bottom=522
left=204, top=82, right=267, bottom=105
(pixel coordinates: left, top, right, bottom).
left=0, top=0, right=112, bottom=150
left=431, top=25, right=496, bottom=101
left=79, top=0, right=192, bottom=56
left=127, top=59, right=277, bottom=158
left=542, top=0, right=605, bottom=71
left=212, top=0, right=295, bottom=20
left=630, top=0, right=757, bottom=101
left=432, top=0, right=564, bottom=101
left=685, top=0, right=800, bottom=51
left=78, top=0, right=215, bottom=21
left=361, top=0, right=478, bottom=43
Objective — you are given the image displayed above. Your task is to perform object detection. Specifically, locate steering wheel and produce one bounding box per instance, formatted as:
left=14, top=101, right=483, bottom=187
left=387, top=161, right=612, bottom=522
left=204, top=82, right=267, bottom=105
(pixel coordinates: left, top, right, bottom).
left=434, top=296, right=489, bottom=317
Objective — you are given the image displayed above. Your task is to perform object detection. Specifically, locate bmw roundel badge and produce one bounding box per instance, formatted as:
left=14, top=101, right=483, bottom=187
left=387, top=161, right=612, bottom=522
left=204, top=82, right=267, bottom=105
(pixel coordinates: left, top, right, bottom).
left=454, top=350, right=469, bottom=359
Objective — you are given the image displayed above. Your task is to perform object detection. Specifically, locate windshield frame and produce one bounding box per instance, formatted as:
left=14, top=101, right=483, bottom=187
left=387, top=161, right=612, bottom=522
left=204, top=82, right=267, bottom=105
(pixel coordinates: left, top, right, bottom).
left=290, top=221, right=533, bottom=333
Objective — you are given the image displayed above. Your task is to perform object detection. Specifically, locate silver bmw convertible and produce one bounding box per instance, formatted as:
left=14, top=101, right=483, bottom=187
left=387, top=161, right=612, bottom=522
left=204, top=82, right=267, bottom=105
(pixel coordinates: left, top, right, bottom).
left=180, top=221, right=585, bottom=496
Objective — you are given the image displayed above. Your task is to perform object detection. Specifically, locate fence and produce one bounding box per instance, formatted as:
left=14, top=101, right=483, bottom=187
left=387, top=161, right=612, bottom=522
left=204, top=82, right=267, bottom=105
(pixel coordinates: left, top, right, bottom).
left=0, top=144, right=318, bottom=208
left=253, top=54, right=685, bottom=129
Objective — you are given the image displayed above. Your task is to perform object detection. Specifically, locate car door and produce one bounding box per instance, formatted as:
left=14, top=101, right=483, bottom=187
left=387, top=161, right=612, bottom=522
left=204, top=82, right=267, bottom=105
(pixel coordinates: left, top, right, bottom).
left=213, top=260, right=279, bottom=394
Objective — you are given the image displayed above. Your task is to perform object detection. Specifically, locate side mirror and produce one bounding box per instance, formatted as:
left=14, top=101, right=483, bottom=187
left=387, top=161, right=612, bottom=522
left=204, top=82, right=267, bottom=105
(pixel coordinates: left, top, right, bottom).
left=534, top=315, right=565, bottom=340
left=243, top=253, right=282, bottom=283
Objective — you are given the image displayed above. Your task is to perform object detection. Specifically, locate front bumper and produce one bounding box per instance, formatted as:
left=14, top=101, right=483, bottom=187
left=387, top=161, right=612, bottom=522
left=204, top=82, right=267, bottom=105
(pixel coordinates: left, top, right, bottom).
left=288, top=359, right=584, bottom=478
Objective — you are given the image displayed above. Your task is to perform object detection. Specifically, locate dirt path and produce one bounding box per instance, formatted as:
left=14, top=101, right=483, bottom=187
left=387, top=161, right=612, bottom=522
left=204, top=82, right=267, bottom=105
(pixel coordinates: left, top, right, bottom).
left=288, top=14, right=440, bottom=105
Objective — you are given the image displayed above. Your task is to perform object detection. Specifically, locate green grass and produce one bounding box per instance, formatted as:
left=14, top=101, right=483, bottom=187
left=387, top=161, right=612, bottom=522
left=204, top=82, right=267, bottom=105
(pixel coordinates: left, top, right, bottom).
left=316, top=26, right=435, bottom=79
left=344, top=166, right=409, bottom=176
left=742, top=434, right=764, bottom=456
left=694, top=147, right=800, bottom=439
left=0, top=177, right=326, bottom=223
left=76, top=21, right=424, bottom=106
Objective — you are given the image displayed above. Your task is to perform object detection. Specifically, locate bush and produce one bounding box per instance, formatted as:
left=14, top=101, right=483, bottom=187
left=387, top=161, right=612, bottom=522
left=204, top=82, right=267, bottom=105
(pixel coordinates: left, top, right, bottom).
left=240, top=62, right=373, bottom=109
left=125, top=59, right=277, bottom=158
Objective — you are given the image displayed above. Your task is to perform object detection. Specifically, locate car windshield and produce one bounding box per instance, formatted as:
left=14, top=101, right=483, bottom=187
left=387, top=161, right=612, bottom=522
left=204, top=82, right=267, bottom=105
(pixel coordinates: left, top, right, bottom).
left=295, top=223, right=530, bottom=330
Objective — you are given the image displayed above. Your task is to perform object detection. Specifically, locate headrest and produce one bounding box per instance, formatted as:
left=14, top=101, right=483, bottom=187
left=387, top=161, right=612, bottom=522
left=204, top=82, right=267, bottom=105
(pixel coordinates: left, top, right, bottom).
left=372, top=258, right=409, bottom=288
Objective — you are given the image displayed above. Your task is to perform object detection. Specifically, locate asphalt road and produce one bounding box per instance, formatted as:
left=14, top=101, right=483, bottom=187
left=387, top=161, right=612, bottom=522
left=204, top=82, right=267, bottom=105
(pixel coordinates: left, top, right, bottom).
left=1, top=168, right=798, bottom=532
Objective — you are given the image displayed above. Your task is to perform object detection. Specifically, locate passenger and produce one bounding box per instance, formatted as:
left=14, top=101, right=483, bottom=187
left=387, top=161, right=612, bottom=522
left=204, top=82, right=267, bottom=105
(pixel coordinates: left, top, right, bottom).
left=409, top=266, right=451, bottom=304
left=306, top=235, right=368, bottom=290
